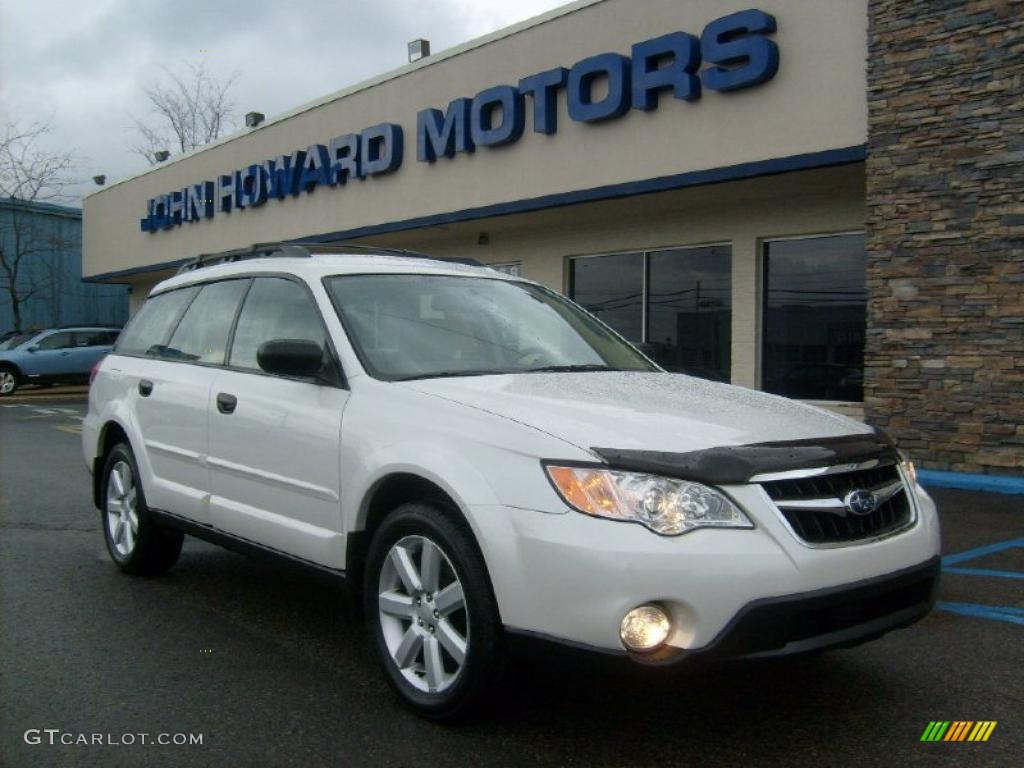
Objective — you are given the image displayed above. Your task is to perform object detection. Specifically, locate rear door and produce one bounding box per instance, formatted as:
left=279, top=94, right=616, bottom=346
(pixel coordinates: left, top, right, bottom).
left=136, top=279, right=251, bottom=523
left=207, top=276, right=348, bottom=567
left=68, top=329, right=117, bottom=377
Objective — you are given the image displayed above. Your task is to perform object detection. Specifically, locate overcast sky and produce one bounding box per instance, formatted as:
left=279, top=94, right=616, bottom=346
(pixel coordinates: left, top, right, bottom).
left=0, top=0, right=573, bottom=203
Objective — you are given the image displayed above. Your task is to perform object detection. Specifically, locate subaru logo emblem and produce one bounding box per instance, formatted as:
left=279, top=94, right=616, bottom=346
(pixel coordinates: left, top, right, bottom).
left=844, top=489, right=879, bottom=516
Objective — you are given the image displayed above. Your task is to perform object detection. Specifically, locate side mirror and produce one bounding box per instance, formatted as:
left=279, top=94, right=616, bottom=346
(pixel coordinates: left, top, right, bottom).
left=27, top=345, right=39, bottom=353
left=256, top=339, right=324, bottom=378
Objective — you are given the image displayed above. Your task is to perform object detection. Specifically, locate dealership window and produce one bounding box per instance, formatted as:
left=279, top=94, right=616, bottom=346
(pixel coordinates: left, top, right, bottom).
left=762, top=233, right=867, bottom=402
left=569, top=245, right=731, bottom=381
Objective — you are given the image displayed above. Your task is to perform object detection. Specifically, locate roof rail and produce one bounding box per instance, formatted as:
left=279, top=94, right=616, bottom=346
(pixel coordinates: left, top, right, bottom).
left=175, top=242, right=484, bottom=275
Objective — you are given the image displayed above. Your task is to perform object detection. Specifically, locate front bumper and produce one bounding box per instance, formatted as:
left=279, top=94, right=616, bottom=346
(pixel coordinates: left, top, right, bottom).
left=468, top=482, right=941, bottom=657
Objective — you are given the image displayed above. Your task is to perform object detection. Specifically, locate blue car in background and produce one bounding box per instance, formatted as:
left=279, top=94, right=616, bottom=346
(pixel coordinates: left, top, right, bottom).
left=0, top=326, right=121, bottom=396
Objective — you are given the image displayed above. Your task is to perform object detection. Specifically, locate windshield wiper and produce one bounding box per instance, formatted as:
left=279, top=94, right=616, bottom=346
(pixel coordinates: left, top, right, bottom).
left=522, top=364, right=622, bottom=373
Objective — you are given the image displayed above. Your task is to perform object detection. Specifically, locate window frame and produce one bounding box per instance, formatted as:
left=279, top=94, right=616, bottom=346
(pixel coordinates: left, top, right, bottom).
left=568, top=241, right=733, bottom=380
left=112, top=273, right=347, bottom=389
left=759, top=230, right=868, bottom=402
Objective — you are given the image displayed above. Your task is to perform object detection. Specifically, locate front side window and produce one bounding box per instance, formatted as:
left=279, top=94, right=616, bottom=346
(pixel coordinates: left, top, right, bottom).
left=166, top=280, right=250, bottom=363
left=325, top=274, right=656, bottom=381
left=36, top=331, right=74, bottom=350
left=762, top=233, right=866, bottom=402
left=229, top=277, right=326, bottom=371
left=116, top=286, right=198, bottom=357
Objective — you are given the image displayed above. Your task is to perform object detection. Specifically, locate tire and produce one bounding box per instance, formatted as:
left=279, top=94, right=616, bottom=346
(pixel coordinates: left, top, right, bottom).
left=364, top=502, right=504, bottom=722
left=100, top=442, right=183, bottom=576
left=0, top=367, right=19, bottom=396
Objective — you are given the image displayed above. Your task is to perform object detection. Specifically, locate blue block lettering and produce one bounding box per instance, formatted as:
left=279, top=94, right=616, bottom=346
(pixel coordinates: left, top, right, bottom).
left=518, top=67, right=568, bottom=134
left=299, top=145, right=332, bottom=192
left=328, top=133, right=360, bottom=184
left=184, top=182, right=215, bottom=221
left=568, top=53, right=632, bottom=122
left=701, top=9, right=779, bottom=93
left=239, top=166, right=266, bottom=207
left=264, top=152, right=305, bottom=198
left=417, top=98, right=474, bottom=162
left=471, top=85, right=525, bottom=147
left=632, top=31, right=701, bottom=110
left=361, top=123, right=403, bottom=176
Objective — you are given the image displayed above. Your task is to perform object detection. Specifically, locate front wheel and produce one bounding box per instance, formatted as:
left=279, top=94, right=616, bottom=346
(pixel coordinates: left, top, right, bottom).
left=364, top=502, right=504, bottom=722
left=0, top=368, right=19, bottom=396
left=101, top=442, right=183, bottom=575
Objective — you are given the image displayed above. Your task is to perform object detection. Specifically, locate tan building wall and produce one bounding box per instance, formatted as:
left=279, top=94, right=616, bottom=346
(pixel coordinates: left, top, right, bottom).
left=84, top=0, right=867, bottom=278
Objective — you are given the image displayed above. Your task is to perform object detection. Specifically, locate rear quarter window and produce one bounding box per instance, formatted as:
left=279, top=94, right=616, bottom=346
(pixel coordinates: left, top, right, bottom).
left=115, top=286, right=198, bottom=357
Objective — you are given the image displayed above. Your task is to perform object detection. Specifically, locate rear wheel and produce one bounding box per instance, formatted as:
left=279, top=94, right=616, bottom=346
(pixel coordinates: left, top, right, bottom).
left=101, top=442, right=183, bottom=575
left=364, top=502, right=504, bottom=722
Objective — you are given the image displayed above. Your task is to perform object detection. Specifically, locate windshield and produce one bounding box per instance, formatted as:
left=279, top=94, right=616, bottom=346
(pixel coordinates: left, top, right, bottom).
left=0, top=332, right=35, bottom=351
left=324, top=274, right=657, bottom=381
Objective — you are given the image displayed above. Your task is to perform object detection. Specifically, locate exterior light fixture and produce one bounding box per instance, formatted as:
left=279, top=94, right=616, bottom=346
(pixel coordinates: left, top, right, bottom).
left=620, top=604, right=671, bottom=652
left=408, top=39, right=430, bottom=63
left=153, top=150, right=170, bottom=163
left=245, top=112, right=265, bottom=128
left=93, top=175, right=106, bottom=186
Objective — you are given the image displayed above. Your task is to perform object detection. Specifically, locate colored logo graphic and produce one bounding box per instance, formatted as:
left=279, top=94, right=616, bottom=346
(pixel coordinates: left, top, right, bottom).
left=920, top=721, right=997, bottom=742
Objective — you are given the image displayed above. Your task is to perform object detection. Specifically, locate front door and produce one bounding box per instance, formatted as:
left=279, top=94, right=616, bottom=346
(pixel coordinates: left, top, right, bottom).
left=206, top=276, right=348, bottom=568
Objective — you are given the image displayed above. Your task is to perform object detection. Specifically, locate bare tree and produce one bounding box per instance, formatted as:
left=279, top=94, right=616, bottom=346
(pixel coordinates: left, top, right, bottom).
left=0, top=118, right=79, bottom=332
left=131, top=60, right=239, bottom=164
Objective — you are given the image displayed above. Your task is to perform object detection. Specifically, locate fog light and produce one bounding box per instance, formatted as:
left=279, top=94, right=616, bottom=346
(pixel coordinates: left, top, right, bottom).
left=620, top=604, right=671, bottom=652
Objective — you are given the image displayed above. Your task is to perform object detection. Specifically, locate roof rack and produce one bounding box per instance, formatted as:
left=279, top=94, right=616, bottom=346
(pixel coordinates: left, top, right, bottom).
left=175, top=242, right=484, bottom=274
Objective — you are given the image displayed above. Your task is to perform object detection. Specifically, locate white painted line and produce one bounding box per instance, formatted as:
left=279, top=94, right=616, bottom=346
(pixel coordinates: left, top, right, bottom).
left=32, top=408, right=59, bottom=416
left=55, top=408, right=82, bottom=416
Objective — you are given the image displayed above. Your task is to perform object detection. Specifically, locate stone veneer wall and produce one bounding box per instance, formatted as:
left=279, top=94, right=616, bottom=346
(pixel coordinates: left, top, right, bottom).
left=865, top=0, right=1024, bottom=474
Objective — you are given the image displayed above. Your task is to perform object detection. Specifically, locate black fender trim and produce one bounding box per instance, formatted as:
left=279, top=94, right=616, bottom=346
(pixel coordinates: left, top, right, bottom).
left=148, top=508, right=348, bottom=588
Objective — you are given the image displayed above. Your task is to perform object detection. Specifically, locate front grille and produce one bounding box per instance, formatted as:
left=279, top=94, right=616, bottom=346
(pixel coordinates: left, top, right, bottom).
left=759, top=462, right=913, bottom=545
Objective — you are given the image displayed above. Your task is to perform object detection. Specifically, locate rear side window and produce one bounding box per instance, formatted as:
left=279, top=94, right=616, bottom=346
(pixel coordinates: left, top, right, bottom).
left=115, top=287, right=198, bottom=356
left=229, top=277, right=325, bottom=371
left=165, top=280, right=250, bottom=364
left=76, top=330, right=114, bottom=347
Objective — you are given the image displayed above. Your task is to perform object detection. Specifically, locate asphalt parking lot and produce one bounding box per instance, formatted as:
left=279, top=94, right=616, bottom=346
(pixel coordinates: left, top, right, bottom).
left=1, top=397, right=1021, bottom=768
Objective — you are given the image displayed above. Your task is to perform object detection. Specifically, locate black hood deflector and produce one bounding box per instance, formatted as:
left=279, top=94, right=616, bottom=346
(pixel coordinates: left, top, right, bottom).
left=591, top=432, right=898, bottom=485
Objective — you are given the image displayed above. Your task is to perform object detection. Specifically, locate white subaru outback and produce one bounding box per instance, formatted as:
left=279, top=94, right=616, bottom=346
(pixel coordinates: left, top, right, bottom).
left=84, top=244, right=941, bottom=721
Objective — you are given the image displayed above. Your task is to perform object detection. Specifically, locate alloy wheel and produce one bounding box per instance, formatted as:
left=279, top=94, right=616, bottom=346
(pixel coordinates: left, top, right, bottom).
left=106, top=460, right=139, bottom=557
left=377, top=535, right=469, bottom=694
left=0, top=371, right=16, bottom=395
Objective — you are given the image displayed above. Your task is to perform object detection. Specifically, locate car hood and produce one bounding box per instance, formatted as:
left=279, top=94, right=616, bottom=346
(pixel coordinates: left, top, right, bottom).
left=403, top=371, right=871, bottom=455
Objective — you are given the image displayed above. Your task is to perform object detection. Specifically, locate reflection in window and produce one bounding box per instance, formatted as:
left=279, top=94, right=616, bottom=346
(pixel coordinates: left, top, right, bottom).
left=762, top=234, right=867, bottom=402
left=646, top=246, right=731, bottom=381
left=570, top=247, right=731, bottom=381
left=569, top=252, right=643, bottom=342
left=166, top=280, right=249, bottom=363
left=115, top=287, right=198, bottom=357
left=229, top=278, right=325, bottom=371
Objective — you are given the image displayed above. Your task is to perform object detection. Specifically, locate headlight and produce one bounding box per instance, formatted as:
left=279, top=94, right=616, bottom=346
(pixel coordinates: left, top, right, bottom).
left=545, top=465, right=753, bottom=536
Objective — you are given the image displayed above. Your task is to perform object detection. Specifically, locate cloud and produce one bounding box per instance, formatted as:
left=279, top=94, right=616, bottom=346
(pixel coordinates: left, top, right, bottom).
left=0, top=0, right=573, bottom=202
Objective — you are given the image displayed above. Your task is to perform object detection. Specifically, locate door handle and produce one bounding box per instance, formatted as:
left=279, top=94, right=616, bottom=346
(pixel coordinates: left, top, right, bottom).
left=138, top=379, right=153, bottom=397
left=216, top=392, right=237, bottom=414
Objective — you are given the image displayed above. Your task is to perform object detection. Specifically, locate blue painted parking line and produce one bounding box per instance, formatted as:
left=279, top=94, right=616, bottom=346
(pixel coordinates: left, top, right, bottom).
left=942, top=566, right=1024, bottom=580
left=941, top=537, right=1024, bottom=567
left=937, top=538, right=1023, bottom=625
left=937, top=602, right=1024, bottom=627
